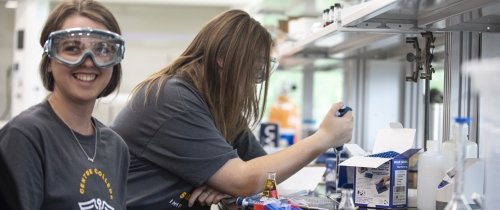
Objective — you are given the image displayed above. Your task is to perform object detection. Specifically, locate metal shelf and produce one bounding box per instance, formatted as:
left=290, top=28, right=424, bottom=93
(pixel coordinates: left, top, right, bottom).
left=341, top=0, right=399, bottom=27
left=276, top=0, right=500, bottom=60
left=276, top=0, right=416, bottom=59
left=276, top=23, right=340, bottom=59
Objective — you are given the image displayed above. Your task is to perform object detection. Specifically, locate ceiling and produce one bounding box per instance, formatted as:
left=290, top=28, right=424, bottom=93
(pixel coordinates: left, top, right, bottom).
left=98, top=0, right=249, bottom=8
left=97, top=0, right=345, bottom=16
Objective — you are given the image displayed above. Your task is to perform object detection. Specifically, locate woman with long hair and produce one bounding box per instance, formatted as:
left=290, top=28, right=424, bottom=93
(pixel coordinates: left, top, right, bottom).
left=112, top=9, right=352, bottom=209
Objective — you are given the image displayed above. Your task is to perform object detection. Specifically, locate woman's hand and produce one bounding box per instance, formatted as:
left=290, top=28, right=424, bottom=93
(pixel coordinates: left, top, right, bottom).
left=315, top=102, right=353, bottom=149
left=189, top=185, right=231, bottom=207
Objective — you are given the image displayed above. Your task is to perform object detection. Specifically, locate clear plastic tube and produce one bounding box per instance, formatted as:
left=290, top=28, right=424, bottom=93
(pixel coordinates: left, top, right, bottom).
left=443, top=117, right=472, bottom=210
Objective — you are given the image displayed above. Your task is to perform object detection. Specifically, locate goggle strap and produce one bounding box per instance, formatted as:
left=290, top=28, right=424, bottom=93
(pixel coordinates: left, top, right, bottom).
left=43, top=39, right=50, bottom=54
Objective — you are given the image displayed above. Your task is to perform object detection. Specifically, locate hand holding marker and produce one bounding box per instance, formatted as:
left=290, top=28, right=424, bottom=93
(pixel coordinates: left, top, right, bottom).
left=334, top=105, right=352, bottom=196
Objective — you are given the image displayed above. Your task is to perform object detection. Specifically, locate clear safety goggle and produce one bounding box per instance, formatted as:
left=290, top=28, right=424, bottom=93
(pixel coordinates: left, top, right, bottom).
left=256, top=57, right=279, bottom=83
left=44, top=27, right=125, bottom=68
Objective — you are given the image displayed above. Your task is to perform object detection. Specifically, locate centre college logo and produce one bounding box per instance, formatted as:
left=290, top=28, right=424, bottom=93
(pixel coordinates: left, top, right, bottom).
left=78, top=168, right=116, bottom=210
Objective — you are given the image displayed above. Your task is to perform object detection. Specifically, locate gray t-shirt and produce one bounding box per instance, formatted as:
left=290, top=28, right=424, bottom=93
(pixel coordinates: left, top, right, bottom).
left=111, top=77, right=266, bottom=210
left=0, top=101, right=130, bottom=210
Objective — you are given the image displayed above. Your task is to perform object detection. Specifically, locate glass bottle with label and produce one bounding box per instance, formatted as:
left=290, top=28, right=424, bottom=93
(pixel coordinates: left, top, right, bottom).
left=322, top=9, right=329, bottom=27
left=334, top=3, right=342, bottom=25
left=328, top=5, right=335, bottom=26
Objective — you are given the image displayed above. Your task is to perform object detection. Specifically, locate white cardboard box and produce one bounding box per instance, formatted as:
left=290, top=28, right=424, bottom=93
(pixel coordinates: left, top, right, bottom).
left=340, top=124, right=419, bottom=209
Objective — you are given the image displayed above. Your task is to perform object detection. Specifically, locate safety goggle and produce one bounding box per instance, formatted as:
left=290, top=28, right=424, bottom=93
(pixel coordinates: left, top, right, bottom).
left=44, top=27, right=125, bottom=68
left=256, top=57, right=279, bottom=83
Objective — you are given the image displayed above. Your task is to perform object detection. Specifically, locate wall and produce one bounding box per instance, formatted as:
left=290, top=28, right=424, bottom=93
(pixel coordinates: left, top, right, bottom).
left=363, top=59, right=404, bottom=151
left=0, top=6, right=15, bottom=120
left=94, top=3, right=229, bottom=124
left=104, top=3, right=228, bottom=93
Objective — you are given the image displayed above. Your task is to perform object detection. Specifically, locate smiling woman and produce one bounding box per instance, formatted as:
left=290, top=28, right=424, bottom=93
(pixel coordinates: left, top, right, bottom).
left=0, top=1, right=129, bottom=210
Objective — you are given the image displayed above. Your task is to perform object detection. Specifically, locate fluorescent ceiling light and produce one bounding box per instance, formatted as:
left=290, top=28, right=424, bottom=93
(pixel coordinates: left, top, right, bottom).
left=100, top=0, right=248, bottom=7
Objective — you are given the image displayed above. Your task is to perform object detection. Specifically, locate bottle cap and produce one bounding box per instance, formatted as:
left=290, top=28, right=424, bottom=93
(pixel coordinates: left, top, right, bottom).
left=454, top=117, right=471, bottom=125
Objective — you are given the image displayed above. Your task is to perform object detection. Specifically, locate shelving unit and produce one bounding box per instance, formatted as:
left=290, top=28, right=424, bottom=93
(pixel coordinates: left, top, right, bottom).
left=275, top=0, right=500, bottom=60
left=267, top=0, right=500, bottom=151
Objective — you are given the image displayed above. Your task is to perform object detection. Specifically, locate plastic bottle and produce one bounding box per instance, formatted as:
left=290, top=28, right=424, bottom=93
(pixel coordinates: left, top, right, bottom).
left=443, top=123, right=476, bottom=170
left=417, top=140, right=446, bottom=210
left=268, top=83, right=300, bottom=146
left=324, top=158, right=336, bottom=196
left=442, top=123, right=463, bottom=170
left=442, top=138, right=456, bottom=171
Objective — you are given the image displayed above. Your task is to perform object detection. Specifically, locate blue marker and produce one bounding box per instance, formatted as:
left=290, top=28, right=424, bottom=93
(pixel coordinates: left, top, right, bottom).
left=236, top=196, right=262, bottom=209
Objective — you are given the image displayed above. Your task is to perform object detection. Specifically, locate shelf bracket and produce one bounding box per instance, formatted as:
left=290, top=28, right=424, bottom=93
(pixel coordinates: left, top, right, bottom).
left=420, top=31, right=436, bottom=80
left=405, top=31, right=436, bottom=82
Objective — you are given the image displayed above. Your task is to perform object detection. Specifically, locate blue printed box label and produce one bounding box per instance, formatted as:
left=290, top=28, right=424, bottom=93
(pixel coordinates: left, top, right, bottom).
left=392, top=170, right=407, bottom=205
left=354, top=160, right=409, bottom=208
left=354, top=162, right=391, bottom=207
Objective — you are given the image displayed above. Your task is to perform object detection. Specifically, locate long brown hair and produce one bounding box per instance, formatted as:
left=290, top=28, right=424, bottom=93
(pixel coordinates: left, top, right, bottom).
left=133, top=9, right=273, bottom=143
left=39, top=0, right=122, bottom=98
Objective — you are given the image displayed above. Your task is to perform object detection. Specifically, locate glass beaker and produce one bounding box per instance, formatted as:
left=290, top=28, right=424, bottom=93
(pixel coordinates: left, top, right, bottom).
left=443, top=117, right=472, bottom=210
left=338, top=188, right=355, bottom=210
left=262, top=171, right=279, bottom=199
